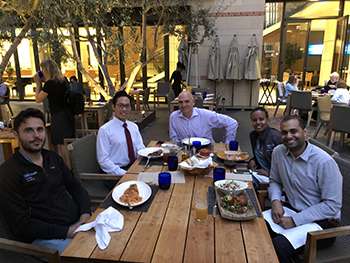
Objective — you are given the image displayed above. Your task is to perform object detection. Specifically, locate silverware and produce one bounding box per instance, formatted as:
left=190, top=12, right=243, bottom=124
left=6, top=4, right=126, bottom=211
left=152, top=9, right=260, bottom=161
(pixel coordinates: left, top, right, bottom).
left=127, top=201, right=133, bottom=210
left=143, top=157, right=151, bottom=172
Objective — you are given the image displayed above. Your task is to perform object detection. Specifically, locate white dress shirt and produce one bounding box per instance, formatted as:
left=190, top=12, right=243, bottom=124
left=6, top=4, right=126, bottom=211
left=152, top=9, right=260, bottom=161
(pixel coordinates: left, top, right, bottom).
left=96, top=117, right=145, bottom=176
left=331, top=88, right=350, bottom=104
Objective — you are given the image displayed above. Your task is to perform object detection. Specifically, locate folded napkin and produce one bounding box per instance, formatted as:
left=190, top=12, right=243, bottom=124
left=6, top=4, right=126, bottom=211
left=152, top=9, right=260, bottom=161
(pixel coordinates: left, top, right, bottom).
left=180, top=156, right=212, bottom=169
left=74, top=207, right=124, bottom=250
left=251, top=172, right=270, bottom=184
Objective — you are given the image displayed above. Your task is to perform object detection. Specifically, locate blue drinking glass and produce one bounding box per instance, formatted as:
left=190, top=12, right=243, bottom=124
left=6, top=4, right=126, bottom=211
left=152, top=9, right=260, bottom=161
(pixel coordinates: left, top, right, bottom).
left=229, top=140, right=239, bottom=151
left=158, top=172, right=171, bottom=190
left=167, top=155, right=178, bottom=171
left=213, top=167, right=226, bottom=182
left=192, top=140, right=202, bottom=150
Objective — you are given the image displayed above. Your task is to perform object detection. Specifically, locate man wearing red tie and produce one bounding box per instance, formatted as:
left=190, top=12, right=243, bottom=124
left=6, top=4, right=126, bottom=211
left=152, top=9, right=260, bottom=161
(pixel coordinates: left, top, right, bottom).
left=97, top=91, right=145, bottom=188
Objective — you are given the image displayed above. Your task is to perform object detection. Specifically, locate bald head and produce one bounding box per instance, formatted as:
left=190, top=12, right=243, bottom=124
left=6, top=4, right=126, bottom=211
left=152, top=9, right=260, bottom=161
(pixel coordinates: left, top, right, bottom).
left=178, top=90, right=194, bottom=118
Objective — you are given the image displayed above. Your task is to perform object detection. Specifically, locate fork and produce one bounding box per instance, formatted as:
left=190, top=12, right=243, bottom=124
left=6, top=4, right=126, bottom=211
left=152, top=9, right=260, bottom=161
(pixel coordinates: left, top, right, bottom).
left=143, top=157, right=151, bottom=172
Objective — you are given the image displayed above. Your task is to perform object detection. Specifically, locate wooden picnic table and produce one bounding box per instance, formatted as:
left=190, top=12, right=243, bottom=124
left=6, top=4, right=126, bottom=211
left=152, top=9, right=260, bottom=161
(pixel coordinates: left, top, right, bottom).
left=62, top=141, right=278, bottom=263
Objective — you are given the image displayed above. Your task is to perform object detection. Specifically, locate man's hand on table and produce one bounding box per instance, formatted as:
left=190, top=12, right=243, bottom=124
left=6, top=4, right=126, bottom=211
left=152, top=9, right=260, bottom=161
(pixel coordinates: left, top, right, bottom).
left=79, top=213, right=91, bottom=224
left=278, top=217, right=296, bottom=229
left=66, top=213, right=91, bottom=238
left=271, top=200, right=284, bottom=224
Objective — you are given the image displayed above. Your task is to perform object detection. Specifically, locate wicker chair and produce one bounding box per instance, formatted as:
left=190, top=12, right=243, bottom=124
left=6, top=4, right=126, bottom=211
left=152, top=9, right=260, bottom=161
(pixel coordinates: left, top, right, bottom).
left=303, top=156, right=350, bottom=263
left=0, top=213, right=60, bottom=263
left=67, top=134, right=119, bottom=206
left=288, top=91, right=313, bottom=127
left=313, top=95, right=332, bottom=139
left=328, top=105, right=350, bottom=148
left=273, top=81, right=287, bottom=117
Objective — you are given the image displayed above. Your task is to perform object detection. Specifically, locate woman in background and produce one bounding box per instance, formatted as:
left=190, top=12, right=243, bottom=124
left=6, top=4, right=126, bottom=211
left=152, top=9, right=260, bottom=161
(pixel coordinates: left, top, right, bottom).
left=35, top=59, right=74, bottom=157
left=248, top=107, right=282, bottom=188
left=170, top=62, right=185, bottom=98
left=284, top=74, right=298, bottom=97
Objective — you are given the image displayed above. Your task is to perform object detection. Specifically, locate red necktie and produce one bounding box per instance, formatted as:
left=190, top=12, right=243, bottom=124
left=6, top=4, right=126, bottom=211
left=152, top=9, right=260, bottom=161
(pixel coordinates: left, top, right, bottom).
left=123, top=122, right=136, bottom=164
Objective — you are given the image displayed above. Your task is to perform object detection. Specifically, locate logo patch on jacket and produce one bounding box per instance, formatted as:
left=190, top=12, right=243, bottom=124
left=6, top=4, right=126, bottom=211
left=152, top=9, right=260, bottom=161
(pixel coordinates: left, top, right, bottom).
left=22, top=171, right=38, bottom=183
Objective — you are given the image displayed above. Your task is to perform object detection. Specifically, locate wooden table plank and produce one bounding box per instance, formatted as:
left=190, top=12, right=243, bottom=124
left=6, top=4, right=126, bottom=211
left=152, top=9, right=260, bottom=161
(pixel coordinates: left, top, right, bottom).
left=62, top=209, right=102, bottom=258
left=183, top=177, right=214, bottom=263
left=120, top=185, right=174, bottom=262
left=215, top=218, right=246, bottom=263
left=241, top=218, right=278, bottom=263
left=151, top=176, right=194, bottom=263
left=90, top=210, right=142, bottom=261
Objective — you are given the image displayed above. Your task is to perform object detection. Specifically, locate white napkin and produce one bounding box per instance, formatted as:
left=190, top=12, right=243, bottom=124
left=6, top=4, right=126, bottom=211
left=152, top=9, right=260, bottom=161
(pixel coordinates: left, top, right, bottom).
left=252, top=172, right=270, bottom=184
left=74, top=207, right=124, bottom=250
left=179, top=156, right=212, bottom=169
left=225, top=172, right=253, bottom=181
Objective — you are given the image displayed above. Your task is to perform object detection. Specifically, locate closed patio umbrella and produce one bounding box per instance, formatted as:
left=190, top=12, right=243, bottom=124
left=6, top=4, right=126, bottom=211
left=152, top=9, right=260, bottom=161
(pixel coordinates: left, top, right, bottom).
left=178, top=38, right=188, bottom=70
left=244, top=35, right=261, bottom=80
left=225, top=35, right=240, bottom=80
left=208, top=36, right=221, bottom=81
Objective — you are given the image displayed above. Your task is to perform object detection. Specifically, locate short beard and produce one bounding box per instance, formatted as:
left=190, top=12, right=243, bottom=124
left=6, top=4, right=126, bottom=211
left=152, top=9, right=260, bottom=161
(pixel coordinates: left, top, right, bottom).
left=21, top=139, right=45, bottom=153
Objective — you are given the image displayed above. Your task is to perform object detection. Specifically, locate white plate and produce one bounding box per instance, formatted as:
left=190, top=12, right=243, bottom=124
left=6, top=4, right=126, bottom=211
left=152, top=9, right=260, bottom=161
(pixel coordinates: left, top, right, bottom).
left=214, top=179, right=248, bottom=192
left=181, top=137, right=211, bottom=146
left=112, top=180, right=152, bottom=207
left=138, top=147, right=163, bottom=158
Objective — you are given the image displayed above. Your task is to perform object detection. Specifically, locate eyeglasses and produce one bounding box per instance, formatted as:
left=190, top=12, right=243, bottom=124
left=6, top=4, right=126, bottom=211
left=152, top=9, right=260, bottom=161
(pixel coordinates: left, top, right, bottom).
left=116, top=103, right=131, bottom=109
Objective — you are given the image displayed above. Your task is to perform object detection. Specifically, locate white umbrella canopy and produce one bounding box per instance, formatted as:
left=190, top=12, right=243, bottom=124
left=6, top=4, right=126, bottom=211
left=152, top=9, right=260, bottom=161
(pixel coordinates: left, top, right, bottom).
left=244, top=35, right=261, bottom=80
left=225, top=36, right=241, bottom=80
left=208, top=36, right=222, bottom=81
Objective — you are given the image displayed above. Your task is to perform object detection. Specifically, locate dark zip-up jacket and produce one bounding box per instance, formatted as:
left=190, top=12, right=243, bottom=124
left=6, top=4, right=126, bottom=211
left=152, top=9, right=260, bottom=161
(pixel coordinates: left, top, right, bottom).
left=249, top=126, right=282, bottom=171
left=0, top=149, right=91, bottom=242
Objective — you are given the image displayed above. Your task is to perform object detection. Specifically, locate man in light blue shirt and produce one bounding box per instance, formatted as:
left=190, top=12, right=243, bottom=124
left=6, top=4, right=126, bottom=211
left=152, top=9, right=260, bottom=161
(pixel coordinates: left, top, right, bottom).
left=169, top=91, right=238, bottom=144
left=268, top=115, right=342, bottom=262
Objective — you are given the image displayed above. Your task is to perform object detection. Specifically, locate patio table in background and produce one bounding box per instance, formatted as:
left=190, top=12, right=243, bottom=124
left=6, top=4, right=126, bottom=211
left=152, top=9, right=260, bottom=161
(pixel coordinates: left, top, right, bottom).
left=0, top=128, right=17, bottom=161
left=259, top=79, right=275, bottom=105
left=62, top=141, right=278, bottom=263
left=83, top=102, right=109, bottom=129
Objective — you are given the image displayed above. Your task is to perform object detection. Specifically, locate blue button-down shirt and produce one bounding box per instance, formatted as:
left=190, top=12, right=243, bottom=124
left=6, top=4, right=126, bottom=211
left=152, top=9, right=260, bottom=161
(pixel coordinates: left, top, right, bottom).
left=268, top=142, right=342, bottom=226
left=169, top=107, right=238, bottom=144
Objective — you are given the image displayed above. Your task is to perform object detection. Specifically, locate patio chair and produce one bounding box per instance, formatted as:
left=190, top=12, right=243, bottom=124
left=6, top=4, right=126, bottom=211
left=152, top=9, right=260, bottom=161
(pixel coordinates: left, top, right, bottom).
left=308, top=138, right=339, bottom=157
left=0, top=85, right=13, bottom=117
left=67, top=134, right=119, bottom=206
left=328, top=105, right=350, bottom=148
left=0, top=213, right=61, bottom=263
left=288, top=91, right=313, bottom=127
left=273, top=81, right=287, bottom=117
left=303, top=156, right=350, bottom=263
left=313, top=95, right=332, bottom=139
left=154, top=81, right=170, bottom=107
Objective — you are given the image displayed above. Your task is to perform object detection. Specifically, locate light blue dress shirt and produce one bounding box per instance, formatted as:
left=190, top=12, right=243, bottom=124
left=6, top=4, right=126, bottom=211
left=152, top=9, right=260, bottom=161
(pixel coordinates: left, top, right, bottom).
left=96, top=117, right=145, bottom=176
left=268, top=142, right=342, bottom=226
left=169, top=107, right=238, bottom=144
left=284, top=82, right=298, bottom=97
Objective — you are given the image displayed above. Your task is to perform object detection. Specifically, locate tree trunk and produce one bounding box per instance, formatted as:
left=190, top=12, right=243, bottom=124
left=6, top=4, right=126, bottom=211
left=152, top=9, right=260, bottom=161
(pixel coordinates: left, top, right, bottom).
left=84, top=26, right=115, bottom=96
left=0, top=16, right=34, bottom=80
left=65, top=26, right=108, bottom=99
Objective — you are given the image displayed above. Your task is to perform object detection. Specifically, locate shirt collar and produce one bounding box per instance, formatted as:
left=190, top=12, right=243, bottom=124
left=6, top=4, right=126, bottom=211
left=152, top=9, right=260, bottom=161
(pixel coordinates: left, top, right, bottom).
left=179, top=107, right=199, bottom=119
left=285, top=142, right=311, bottom=161
left=113, top=116, right=128, bottom=126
